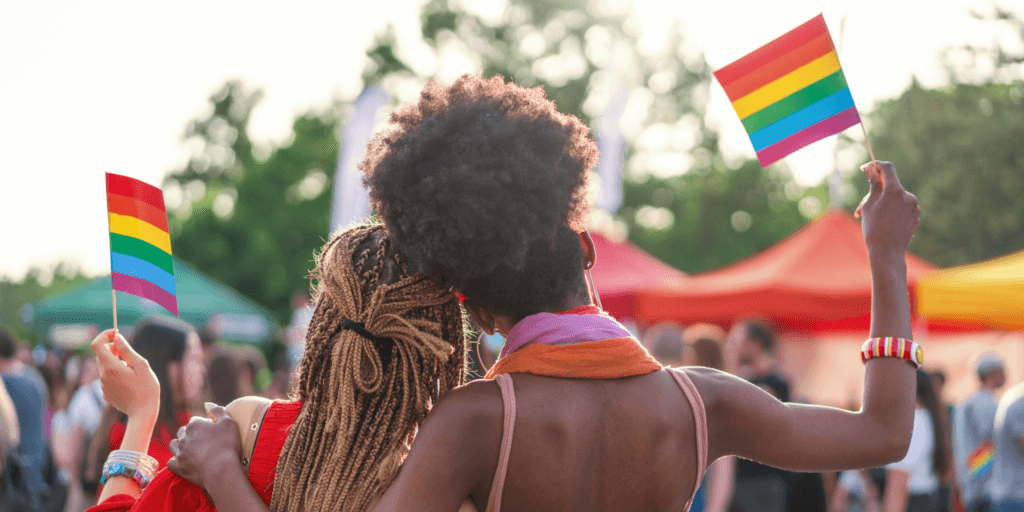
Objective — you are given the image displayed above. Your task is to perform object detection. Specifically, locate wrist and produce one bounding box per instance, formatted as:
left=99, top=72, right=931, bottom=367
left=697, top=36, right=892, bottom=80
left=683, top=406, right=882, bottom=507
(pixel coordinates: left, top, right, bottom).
left=867, top=250, right=907, bottom=270
left=131, top=403, right=161, bottom=423
left=204, top=456, right=248, bottom=496
left=119, top=417, right=157, bottom=455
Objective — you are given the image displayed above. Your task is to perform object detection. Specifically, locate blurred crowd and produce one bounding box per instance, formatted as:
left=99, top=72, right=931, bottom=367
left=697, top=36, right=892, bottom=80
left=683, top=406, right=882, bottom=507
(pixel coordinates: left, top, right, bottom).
left=0, top=316, right=291, bottom=512
left=2, top=307, right=1024, bottom=512
left=621, top=320, right=1024, bottom=512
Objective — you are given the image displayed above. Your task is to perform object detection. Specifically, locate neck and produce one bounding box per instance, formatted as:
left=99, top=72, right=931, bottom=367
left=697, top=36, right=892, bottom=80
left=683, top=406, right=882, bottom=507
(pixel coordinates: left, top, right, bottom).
left=0, top=359, right=19, bottom=374
left=555, top=286, right=594, bottom=313
left=753, top=356, right=774, bottom=375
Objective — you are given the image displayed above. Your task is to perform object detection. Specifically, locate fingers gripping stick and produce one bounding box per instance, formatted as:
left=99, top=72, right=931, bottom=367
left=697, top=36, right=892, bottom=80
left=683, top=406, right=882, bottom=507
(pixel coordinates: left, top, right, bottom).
left=855, top=161, right=900, bottom=219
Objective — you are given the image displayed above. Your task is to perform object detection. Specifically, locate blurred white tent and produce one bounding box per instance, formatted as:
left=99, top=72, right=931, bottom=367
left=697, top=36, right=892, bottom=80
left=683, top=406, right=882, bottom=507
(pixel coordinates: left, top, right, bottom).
left=330, top=85, right=390, bottom=233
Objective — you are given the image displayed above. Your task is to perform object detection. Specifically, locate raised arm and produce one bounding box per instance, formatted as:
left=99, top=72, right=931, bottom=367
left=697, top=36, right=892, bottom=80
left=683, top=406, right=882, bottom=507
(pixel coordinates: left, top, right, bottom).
left=92, top=329, right=160, bottom=502
left=698, top=161, right=920, bottom=472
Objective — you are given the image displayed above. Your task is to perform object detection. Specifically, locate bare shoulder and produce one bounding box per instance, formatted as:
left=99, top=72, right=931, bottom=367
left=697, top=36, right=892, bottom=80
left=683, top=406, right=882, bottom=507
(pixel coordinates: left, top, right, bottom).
left=423, top=378, right=504, bottom=436
left=224, top=396, right=272, bottom=440
left=678, top=366, right=738, bottom=412
left=379, top=378, right=505, bottom=510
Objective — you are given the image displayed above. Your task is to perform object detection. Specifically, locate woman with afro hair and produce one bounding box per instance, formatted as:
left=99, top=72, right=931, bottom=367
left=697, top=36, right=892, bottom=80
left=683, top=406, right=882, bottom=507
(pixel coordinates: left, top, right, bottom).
left=170, top=74, right=924, bottom=512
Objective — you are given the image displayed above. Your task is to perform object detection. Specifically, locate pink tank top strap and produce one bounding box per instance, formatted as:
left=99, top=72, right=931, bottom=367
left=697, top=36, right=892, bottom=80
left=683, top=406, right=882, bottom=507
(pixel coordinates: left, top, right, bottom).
left=486, top=373, right=517, bottom=512
left=668, top=368, right=709, bottom=508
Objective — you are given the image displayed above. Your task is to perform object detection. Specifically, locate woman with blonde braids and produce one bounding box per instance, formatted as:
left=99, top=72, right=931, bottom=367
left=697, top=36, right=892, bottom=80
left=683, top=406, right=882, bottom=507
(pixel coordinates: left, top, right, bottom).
left=85, top=224, right=470, bottom=512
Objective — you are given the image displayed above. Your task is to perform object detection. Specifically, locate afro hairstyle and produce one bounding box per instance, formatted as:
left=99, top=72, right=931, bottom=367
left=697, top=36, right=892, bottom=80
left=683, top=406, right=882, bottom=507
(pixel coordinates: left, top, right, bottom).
left=361, top=74, right=598, bottom=321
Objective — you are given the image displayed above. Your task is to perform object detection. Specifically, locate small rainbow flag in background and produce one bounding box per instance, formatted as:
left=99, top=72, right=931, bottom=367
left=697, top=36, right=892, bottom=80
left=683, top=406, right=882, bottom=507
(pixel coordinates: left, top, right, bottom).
left=106, top=173, right=178, bottom=316
left=714, top=14, right=861, bottom=167
left=968, top=440, right=995, bottom=479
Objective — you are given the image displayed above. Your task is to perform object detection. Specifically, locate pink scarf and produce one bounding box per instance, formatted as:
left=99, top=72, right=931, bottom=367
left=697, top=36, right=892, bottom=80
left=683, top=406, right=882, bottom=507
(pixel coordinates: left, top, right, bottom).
left=499, top=305, right=633, bottom=359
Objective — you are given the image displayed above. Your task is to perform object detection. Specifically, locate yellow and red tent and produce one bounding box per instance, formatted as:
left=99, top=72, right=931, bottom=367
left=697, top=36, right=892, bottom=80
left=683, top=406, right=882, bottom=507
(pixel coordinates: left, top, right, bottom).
left=917, top=250, right=1024, bottom=331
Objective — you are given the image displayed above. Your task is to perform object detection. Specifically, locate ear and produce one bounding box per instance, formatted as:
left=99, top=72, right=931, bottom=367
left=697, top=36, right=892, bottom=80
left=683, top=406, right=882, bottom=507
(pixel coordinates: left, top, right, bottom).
left=462, top=301, right=498, bottom=336
left=579, top=230, right=596, bottom=270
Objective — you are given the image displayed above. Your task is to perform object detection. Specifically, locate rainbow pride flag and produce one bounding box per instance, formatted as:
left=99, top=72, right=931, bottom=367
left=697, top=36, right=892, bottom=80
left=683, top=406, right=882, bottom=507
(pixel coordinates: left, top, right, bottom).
left=106, top=173, right=178, bottom=316
left=714, top=14, right=861, bottom=167
left=968, top=440, right=995, bottom=479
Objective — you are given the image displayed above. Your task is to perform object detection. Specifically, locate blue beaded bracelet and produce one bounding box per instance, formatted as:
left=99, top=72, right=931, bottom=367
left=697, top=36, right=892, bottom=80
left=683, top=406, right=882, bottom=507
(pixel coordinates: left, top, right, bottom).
left=101, top=461, right=154, bottom=490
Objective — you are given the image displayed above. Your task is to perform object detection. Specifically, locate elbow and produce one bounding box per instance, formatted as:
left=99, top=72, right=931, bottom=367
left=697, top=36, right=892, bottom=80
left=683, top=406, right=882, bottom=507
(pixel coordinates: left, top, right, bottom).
left=857, top=417, right=912, bottom=467
left=859, top=407, right=913, bottom=466
left=872, top=430, right=911, bottom=466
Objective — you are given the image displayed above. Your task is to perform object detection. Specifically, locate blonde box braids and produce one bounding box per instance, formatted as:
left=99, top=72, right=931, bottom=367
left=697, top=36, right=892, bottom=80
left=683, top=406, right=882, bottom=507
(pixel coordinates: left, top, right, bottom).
left=271, top=225, right=466, bottom=512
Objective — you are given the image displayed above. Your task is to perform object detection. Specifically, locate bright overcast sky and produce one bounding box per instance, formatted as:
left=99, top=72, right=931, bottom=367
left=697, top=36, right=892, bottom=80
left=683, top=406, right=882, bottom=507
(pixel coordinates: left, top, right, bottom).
left=0, top=0, right=1012, bottom=280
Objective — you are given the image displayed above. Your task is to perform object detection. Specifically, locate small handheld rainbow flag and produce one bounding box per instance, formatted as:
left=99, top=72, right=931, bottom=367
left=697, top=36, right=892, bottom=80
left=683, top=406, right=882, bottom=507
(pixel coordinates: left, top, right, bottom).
left=714, top=14, right=862, bottom=167
left=106, top=172, right=178, bottom=316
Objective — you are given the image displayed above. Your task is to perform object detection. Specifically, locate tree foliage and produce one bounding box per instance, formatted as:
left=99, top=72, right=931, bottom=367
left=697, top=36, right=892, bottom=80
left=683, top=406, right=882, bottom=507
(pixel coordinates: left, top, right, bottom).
left=165, top=82, right=340, bottom=323
left=623, top=163, right=828, bottom=273
left=363, top=0, right=824, bottom=274
left=1, top=263, right=90, bottom=345
left=849, top=80, right=1024, bottom=266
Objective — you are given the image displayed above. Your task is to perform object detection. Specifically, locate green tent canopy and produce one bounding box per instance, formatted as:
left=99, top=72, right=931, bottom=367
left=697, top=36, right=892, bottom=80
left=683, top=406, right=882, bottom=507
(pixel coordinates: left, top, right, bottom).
left=23, top=258, right=280, bottom=347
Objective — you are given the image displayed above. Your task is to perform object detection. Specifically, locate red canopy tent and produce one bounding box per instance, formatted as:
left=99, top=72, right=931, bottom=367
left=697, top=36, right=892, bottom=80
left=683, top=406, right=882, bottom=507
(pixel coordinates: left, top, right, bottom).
left=635, top=209, right=937, bottom=333
left=589, top=232, right=689, bottom=323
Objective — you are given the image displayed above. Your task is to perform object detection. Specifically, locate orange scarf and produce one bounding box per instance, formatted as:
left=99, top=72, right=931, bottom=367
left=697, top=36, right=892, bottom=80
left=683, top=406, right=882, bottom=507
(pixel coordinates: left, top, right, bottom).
left=485, top=336, right=663, bottom=379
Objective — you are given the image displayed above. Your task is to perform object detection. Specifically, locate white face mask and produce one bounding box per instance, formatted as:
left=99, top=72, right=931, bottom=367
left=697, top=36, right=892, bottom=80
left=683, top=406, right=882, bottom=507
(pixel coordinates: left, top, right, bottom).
left=481, top=332, right=506, bottom=353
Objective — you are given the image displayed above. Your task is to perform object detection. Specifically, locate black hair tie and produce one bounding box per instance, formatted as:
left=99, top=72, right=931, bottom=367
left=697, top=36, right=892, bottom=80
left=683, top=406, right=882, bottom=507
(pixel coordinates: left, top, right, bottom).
left=341, top=319, right=385, bottom=343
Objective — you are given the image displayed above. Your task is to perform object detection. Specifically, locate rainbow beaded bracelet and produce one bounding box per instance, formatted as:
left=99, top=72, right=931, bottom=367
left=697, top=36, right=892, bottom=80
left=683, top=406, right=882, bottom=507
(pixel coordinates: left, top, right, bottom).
left=100, top=449, right=158, bottom=490
left=861, top=337, right=923, bottom=369
left=100, top=462, right=153, bottom=489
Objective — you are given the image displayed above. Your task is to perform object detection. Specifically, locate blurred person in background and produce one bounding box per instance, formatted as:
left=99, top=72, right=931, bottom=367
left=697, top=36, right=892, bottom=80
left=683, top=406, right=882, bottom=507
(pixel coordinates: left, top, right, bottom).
left=884, top=369, right=949, bottom=512
left=206, top=355, right=240, bottom=406
left=236, top=357, right=259, bottom=398
left=285, top=290, right=313, bottom=378
left=719, top=320, right=793, bottom=512
left=17, top=341, right=36, bottom=366
left=682, top=324, right=726, bottom=512
left=727, top=320, right=789, bottom=396
left=46, top=359, right=77, bottom=511
left=0, top=368, right=20, bottom=465
left=0, top=327, right=50, bottom=502
left=954, top=353, right=1006, bottom=512
left=991, top=379, right=1024, bottom=512
left=929, top=368, right=955, bottom=512
left=67, top=356, right=105, bottom=511
left=720, top=320, right=828, bottom=511
left=646, top=324, right=685, bottom=367
left=833, top=468, right=885, bottom=512
left=264, top=347, right=293, bottom=400
left=197, top=327, right=226, bottom=366
left=228, top=345, right=267, bottom=398
left=37, top=349, right=67, bottom=441
left=681, top=323, right=726, bottom=371
left=84, top=224, right=468, bottom=511
left=84, top=315, right=204, bottom=485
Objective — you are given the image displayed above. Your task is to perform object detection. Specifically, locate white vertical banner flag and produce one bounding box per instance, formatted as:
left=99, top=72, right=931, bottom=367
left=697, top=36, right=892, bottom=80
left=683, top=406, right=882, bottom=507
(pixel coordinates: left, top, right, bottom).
left=596, top=69, right=629, bottom=213
left=330, top=85, right=390, bottom=233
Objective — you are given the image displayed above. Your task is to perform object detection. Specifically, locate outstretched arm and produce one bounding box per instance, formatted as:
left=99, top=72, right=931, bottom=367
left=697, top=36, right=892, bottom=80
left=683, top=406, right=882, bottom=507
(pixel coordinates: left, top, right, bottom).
left=698, top=161, right=920, bottom=472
